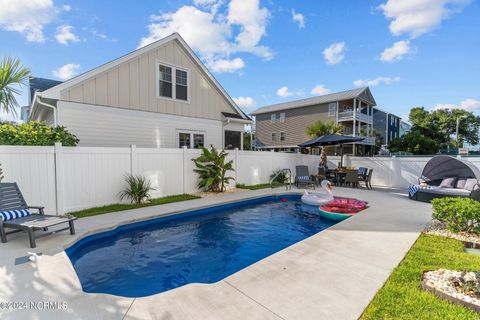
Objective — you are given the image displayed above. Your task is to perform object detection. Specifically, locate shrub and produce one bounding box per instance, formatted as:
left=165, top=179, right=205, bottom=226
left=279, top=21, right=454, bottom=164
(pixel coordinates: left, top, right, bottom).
left=432, top=197, right=480, bottom=234
left=270, top=169, right=289, bottom=184
left=0, top=121, right=79, bottom=146
left=193, top=146, right=235, bottom=192
left=119, top=174, right=154, bottom=204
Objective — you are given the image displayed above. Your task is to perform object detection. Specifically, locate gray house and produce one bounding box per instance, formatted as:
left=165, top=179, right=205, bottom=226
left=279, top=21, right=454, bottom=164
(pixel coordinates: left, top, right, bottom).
left=372, top=108, right=402, bottom=146
left=28, top=33, right=251, bottom=149
left=251, top=87, right=377, bottom=155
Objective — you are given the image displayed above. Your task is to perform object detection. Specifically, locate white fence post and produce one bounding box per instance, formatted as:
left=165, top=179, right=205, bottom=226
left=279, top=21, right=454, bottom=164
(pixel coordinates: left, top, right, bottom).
left=182, top=146, right=188, bottom=194
left=234, top=148, right=239, bottom=183
left=54, top=143, right=65, bottom=215
left=130, top=145, right=137, bottom=176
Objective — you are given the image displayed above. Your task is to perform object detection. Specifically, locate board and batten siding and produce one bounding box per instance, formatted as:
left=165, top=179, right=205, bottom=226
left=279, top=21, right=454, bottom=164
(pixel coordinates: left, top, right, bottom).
left=59, top=39, right=236, bottom=121
left=57, top=101, right=223, bottom=148
left=255, top=103, right=332, bottom=147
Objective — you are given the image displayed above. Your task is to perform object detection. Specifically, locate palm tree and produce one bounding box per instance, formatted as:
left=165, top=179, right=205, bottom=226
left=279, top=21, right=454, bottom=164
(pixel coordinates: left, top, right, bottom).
left=0, top=56, right=30, bottom=116
left=305, top=120, right=343, bottom=138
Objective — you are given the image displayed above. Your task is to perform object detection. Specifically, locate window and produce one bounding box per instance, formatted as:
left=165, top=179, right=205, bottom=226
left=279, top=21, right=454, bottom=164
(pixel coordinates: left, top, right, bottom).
left=224, top=131, right=241, bottom=150
left=280, top=132, right=286, bottom=141
left=279, top=112, right=285, bottom=122
left=158, top=65, right=172, bottom=98
left=271, top=114, right=276, bottom=123
left=179, top=132, right=191, bottom=148
left=175, top=69, right=188, bottom=101
left=328, top=103, right=336, bottom=117
left=271, top=132, right=276, bottom=142
left=157, top=62, right=189, bottom=102
left=193, top=134, right=204, bottom=149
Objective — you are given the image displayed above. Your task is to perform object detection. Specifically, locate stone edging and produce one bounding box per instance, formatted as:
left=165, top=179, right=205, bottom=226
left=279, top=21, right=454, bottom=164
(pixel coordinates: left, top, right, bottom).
left=421, top=271, right=480, bottom=313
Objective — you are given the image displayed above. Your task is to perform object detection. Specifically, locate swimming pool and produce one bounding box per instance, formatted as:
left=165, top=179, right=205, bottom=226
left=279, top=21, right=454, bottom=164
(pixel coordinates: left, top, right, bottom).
left=66, top=195, right=337, bottom=297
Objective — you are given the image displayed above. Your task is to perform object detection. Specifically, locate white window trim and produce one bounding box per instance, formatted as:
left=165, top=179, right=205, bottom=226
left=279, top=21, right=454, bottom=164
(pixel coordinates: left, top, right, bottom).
left=280, top=131, right=286, bottom=141
left=177, top=129, right=205, bottom=148
left=271, top=114, right=276, bottom=123
left=271, top=132, right=276, bottom=142
left=156, top=60, right=190, bottom=104
left=279, top=112, right=285, bottom=122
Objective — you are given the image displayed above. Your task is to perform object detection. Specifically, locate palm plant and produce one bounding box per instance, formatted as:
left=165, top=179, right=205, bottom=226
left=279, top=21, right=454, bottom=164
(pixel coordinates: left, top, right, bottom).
left=119, top=174, right=154, bottom=204
left=193, top=146, right=235, bottom=192
left=0, top=57, right=30, bottom=116
left=305, top=120, right=343, bottom=138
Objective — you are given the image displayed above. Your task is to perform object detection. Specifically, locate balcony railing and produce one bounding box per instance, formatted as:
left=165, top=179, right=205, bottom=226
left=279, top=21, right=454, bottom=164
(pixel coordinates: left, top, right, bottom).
left=337, top=111, right=372, bottom=123
left=342, top=134, right=375, bottom=145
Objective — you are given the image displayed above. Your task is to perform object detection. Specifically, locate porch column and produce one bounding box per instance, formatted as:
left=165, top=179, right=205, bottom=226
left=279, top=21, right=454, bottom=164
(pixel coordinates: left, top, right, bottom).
left=353, top=99, right=356, bottom=137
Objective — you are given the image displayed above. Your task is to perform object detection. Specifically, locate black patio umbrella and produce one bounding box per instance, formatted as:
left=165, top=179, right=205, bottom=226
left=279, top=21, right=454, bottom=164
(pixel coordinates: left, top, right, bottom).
left=298, top=134, right=365, bottom=167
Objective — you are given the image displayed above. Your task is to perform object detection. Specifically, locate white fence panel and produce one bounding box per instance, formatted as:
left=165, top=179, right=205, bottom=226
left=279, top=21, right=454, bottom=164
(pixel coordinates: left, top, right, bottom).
left=237, top=151, right=274, bottom=185
left=0, top=146, right=57, bottom=214
left=136, top=148, right=184, bottom=198
left=61, top=147, right=131, bottom=212
left=184, top=149, right=203, bottom=194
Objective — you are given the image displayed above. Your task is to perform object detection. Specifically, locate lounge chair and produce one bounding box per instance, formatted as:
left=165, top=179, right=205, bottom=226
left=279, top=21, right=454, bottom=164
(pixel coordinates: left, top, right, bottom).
left=359, top=168, right=373, bottom=190
left=410, top=155, right=480, bottom=202
left=295, top=165, right=316, bottom=189
left=0, top=183, right=77, bottom=248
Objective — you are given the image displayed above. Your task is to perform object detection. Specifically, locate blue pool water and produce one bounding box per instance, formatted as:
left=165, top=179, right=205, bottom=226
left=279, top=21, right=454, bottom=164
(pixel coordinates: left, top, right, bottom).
left=66, top=195, right=336, bottom=297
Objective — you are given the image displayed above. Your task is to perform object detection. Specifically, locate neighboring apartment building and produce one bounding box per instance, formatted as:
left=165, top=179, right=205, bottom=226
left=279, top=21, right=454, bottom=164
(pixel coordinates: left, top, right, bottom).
left=28, top=33, right=251, bottom=149
left=400, top=120, right=412, bottom=136
left=251, top=87, right=377, bottom=155
left=372, top=108, right=402, bottom=146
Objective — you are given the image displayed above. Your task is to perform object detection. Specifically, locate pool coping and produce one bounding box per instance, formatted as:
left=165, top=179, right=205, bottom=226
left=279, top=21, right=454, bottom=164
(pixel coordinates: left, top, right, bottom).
left=0, top=187, right=433, bottom=320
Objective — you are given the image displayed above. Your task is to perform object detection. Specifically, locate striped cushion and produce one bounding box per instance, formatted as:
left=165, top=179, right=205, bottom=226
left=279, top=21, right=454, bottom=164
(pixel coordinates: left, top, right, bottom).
left=297, top=176, right=311, bottom=181
left=0, top=209, right=31, bottom=221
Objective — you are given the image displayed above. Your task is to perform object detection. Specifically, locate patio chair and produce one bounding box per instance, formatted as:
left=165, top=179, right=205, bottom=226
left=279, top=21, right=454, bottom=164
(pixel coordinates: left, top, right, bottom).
left=343, top=169, right=359, bottom=188
left=358, top=167, right=368, bottom=180
left=0, top=183, right=77, bottom=248
left=360, top=169, right=373, bottom=189
left=295, top=165, right=315, bottom=189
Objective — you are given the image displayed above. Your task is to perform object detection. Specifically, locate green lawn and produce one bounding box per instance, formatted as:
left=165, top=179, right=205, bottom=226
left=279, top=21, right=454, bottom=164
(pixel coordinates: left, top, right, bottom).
left=361, top=234, right=480, bottom=320
left=69, top=194, right=200, bottom=218
left=236, top=183, right=286, bottom=190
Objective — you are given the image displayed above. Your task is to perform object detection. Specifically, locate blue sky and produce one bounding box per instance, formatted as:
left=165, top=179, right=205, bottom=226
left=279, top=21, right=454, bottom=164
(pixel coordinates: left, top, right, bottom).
left=1, top=0, right=479, bottom=121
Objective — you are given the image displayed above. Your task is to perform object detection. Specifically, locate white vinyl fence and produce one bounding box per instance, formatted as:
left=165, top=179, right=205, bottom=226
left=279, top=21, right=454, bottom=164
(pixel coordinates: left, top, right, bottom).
left=3, top=144, right=477, bottom=215
left=0, top=145, right=326, bottom=214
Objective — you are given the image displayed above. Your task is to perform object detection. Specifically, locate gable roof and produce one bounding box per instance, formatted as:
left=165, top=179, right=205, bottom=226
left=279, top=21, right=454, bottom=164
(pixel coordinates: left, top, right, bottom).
left=29, top=77, right=62, bottom=103
left=251, top=87, right=376, bottom=115
left=39, top=33, right=249, bottom=120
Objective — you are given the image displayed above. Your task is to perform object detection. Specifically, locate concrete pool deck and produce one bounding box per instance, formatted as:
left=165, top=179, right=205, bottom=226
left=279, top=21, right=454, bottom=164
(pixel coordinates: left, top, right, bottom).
left=0, top=187, right=432, bottom=320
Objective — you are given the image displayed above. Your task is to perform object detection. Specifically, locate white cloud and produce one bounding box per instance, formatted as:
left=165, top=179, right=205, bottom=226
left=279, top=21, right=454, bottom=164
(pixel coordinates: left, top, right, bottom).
left=380, top=40, right=412, bottom=62
left=233, top=96, right=256, bottom=111
left=55, top=25, right=79, bottom=45
left=310, top=85, right=331, bottom=95
left=378, top=0, right=472, bottom=38
left=433, top=99, right=480, bottom=111
left=208, top=57, right=245, bottom=73
left=0, top=0, right=57, bottom=42
left=62, top=4, right=72, bottom=12
left=353, top=76, right=400, bottom=87
left=139, top=0, right=272, bottom=73
left=276, top=86, right=303, bottom=98
left=291, top=9, right=305, bottom=29
left=323, top=42, right=346, bottom=65
left=52, top=63, right=80, bottom=80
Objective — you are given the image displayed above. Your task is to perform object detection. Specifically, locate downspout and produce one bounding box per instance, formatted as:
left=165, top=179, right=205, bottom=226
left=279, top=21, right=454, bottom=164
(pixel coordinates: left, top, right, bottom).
left=37, top=96, right=58, bottom=127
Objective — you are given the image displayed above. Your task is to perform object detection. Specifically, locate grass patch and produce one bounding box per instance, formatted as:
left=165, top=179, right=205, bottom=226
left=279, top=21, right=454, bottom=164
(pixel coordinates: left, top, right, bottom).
left=361, top=233, right=480, bottom=320
left=69, top=194, right=200, bottom=218
left=236, top=183, right=286, bottom=190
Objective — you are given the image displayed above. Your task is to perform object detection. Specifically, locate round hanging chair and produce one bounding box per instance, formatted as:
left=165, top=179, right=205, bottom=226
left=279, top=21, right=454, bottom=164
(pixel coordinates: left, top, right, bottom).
left=420, top=155, right=480, bottom=183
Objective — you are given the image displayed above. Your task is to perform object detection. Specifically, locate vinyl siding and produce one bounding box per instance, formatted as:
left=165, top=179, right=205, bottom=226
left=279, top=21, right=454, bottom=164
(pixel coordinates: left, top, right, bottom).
left=59, top=39, right=236, bottom=121
left=255, top=103, right=332, bottom=147
left=57, top=101, right=223, bottom=148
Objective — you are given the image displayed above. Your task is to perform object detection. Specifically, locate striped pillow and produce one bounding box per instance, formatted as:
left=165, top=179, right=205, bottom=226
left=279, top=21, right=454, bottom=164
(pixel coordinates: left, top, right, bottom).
left=0, top=209, right=31, bottom=221
left=297, top=175, right=311, bottom=180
